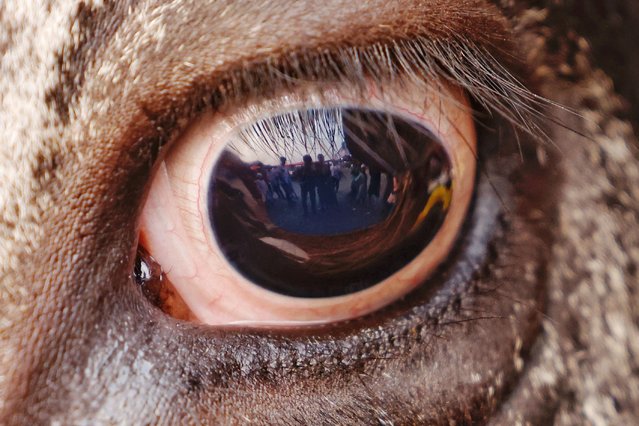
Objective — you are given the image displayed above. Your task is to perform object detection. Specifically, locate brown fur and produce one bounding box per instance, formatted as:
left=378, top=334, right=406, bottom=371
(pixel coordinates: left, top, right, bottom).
left=0, top=0, right=637, bottom=424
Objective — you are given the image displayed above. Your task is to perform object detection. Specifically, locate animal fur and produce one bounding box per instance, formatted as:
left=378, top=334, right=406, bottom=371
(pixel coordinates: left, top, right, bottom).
left=0, top=0, right=637, bottom=424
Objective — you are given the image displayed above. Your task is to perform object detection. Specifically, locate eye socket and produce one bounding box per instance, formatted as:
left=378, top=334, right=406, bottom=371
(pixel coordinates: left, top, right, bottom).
left=137, top=80, right=476, bottom=326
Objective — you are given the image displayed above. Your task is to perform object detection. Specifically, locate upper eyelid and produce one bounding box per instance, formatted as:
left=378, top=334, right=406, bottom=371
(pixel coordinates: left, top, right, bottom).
left=49, top=1, right=541, bottom=132
left=128, top=35, right=546, bottom=162
left=45, top=1, right=560, bottom=182
left=169, top=34, right=556, bottom=155
left=185, top=37, right=550, bottom=150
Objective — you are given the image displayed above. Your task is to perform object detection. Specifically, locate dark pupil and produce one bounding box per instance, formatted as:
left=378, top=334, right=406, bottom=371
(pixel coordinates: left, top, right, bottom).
left=209, top=108, right=452, bottom=298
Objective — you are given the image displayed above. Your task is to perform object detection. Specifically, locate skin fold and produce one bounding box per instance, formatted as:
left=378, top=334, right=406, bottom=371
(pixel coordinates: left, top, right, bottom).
left=0, top=0, right=637, bottom=424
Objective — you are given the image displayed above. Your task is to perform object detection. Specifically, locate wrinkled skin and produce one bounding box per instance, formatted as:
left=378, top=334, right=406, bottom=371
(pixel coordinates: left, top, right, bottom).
left=0, top=0, right=638, bottom=424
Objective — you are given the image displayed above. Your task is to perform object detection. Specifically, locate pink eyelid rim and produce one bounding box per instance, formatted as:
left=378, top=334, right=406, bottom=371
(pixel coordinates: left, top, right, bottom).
left=139, top=80, right=476, bottom=327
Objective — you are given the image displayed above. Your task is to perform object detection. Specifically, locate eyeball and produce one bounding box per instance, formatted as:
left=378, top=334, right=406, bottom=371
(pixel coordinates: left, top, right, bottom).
left=138, top=79, right=476, bottom=326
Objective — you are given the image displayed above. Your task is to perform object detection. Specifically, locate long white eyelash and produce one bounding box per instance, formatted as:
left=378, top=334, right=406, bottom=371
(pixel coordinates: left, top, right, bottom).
left=236, top=108, right=344, bottom=162
left=210, top=34, right=580, bottom=155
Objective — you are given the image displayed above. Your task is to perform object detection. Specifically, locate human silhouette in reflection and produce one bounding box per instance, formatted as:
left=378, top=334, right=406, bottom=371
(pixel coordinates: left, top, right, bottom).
left=368, top=167, right=381, bottom=204
left=267, top=166, right=285, bottom=200
left=295, top=154, right=318, bottom=217
left=255, top=173, right=268, bottom=203
left=277, top=156, right=296, bottom=204
left=316, top=154, right=333, bottom=211
left=330, top=161, right=342, bottom=193
left=349, top=164, right=368, bottom=207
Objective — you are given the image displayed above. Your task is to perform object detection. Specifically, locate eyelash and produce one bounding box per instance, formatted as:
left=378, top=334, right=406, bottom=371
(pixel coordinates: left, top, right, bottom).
left=146, top=36, right=552, bottom=159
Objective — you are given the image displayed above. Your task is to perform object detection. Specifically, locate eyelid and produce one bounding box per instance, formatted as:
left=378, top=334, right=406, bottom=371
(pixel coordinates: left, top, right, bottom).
left=157, top=38, right=545, bottom=175
left=54, top=1, right=545, bottom=195
left=139, top=77, right=477, bottom=326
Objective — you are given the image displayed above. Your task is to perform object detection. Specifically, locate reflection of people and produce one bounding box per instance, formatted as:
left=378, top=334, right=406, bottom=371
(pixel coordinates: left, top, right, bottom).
left=426, top=153, right=451, bottom=192
left=277, top=156, right=296, bottom=204
left=417, top=185, right=451, bottom=225
left=316, top=154, right=332, bottom=210
left=386, top=176, right=400, bottom=206
left=255, top=173, right=268, bottom=203
left=356, top=165, right=368, bottom=205
left=350, top=166, right=361, bottom=199
left=349, top=164, right=368, bottom=206
left=412, top=152, right=452, bottom=231
left=330, top=162, right=342, bottom=193
left=267, top=166, right=285, bottom=199
left=296, top=154, right=317, bottom=216
left=368, top=168, right=381, bottom=203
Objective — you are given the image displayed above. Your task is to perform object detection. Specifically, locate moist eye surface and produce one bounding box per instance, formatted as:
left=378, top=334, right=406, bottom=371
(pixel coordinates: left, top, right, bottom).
left=208, top=107, right=453, bottom=298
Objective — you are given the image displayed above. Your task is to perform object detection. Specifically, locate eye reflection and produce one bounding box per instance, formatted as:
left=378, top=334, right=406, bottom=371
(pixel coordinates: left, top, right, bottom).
left=210, top=108, right=452, bottom=298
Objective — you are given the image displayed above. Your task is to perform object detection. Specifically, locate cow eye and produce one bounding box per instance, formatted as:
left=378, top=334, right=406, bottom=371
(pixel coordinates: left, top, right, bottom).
left=136, top=79, right=476, bottom=326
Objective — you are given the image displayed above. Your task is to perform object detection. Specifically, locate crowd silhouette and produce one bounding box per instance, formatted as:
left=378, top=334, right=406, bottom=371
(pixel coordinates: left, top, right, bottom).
left=247, top=153, right=402, bottom=236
